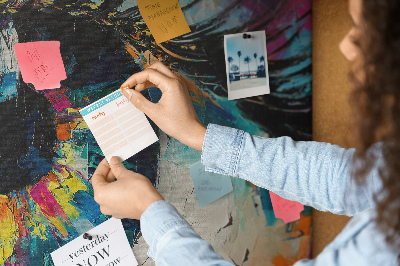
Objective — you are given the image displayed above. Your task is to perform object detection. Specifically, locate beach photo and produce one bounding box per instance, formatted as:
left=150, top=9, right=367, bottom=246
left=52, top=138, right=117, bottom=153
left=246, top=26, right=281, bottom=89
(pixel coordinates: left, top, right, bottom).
left=224, top=30, right=270, bottom=100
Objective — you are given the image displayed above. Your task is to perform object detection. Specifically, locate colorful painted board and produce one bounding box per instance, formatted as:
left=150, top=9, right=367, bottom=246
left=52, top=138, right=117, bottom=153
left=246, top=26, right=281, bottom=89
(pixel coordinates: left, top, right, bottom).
left=0, top=0, right=312, bottom=265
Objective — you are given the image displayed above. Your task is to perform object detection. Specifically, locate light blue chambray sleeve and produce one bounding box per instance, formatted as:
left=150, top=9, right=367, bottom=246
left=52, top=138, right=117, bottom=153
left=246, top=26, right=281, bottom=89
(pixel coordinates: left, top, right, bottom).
left=140, top=200, right=234, bottom=266
left=201, top=124, right=383, bottom=216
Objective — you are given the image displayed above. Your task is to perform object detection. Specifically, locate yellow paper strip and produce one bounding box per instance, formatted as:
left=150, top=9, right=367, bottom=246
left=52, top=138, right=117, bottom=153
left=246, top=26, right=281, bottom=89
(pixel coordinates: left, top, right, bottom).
left=137, top=0, right=191, bottom=44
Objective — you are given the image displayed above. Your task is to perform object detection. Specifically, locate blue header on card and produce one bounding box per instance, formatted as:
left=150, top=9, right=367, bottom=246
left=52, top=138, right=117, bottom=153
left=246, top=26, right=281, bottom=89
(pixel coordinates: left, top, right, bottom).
left=79, top=90, right=123, bottom=116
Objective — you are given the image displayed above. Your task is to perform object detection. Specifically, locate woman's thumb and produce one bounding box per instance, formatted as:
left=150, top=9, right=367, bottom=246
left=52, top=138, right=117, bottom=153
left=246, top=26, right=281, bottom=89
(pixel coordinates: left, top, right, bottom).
left=122, top=88, right=153, bottom=114
left=109, top=156, right=127, bottom=177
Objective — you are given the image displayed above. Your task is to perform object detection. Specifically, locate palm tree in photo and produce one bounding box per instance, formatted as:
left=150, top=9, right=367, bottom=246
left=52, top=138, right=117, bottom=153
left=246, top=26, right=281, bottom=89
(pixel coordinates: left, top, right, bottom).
left=260, top=55, right=266, bottom=71
left=258, top=55, right=266, bottom=77
left=231, top=64, right=239, bottom=73
left=244, top=56, right=251, bottom=77
left=237, top=51, right=242, bottom=77
left=253, top=53, right=258, bottom=73
left=228, top=56, right=233, bottom=73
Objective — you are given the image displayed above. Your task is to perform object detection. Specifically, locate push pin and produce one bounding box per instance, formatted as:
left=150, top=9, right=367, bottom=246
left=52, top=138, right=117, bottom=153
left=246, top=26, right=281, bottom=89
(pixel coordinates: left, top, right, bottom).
left=120, top=84, right=130, bottom=92
left=83, top=233, right=93, bottom=240
left=243, top=33, right=251, bottom=39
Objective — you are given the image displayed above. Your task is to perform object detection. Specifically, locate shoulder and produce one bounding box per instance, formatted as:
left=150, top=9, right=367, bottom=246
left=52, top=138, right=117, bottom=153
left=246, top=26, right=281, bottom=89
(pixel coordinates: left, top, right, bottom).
left=323, top=209, right=399, bottom=265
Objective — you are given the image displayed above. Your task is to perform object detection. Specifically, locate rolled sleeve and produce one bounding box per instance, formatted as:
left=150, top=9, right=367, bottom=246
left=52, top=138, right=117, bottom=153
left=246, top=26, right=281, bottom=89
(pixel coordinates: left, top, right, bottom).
left=200, top=124, right=381, bottom=216
left=201, top=123, right=244, bottom=176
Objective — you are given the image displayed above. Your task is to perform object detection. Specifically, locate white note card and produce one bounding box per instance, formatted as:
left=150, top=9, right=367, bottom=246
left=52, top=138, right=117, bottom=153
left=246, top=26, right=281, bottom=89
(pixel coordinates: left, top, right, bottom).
left=79, top=90, right=158, bottom=162
left=51, top=218, right=138, bottom=266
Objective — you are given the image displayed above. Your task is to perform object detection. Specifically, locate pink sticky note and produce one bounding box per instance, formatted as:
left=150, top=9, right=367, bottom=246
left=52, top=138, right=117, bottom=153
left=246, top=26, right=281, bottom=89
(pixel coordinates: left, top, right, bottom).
left=14, top=41, right=67, bottom=90
left=270, top=191, right=304, bottom=223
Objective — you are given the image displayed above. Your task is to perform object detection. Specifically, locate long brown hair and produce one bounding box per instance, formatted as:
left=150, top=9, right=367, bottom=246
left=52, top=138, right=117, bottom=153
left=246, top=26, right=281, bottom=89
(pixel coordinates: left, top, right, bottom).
left=350, top=0, right=400, bottom=252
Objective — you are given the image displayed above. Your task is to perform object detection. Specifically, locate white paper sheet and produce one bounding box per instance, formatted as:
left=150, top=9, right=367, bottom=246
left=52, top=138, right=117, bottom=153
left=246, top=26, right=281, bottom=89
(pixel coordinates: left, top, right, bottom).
left=51, top=218, right=138, bottom=266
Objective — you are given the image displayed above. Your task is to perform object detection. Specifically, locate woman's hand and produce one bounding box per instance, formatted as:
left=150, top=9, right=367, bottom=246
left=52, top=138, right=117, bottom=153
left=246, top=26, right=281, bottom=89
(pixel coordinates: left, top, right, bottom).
left=120, top=62, right=206, bottom=152
left=91, top=157, right=164, bottom=220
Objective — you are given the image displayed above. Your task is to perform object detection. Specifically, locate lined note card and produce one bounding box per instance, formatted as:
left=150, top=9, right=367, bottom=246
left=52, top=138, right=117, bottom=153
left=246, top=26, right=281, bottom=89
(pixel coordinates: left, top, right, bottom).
left=79, top=90, right=158, bottom=162
left=137, top=0, right=191, bottom=43
left=14, top=41, right=67, bottom=90
left=190, top=161, right=233, bottom=208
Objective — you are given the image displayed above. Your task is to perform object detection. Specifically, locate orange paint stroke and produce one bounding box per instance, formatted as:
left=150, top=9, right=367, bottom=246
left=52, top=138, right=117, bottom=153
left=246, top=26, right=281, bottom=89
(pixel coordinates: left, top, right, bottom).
left=57, top=123, right=72, bottom=141
left=125, top=43, right=153, bottom=69
left=47, top=172, right=59, bottom=183
left=10, top=193, right=30, bottom=240
left=287, top=213, right=312, bottom=239
left=297, top=213, right=312, bottom=236
left=180, top=75, right=221, bottom=108
left=125, top=43, right=141, bottom=60
left=158, top=43, right=207, bottom=62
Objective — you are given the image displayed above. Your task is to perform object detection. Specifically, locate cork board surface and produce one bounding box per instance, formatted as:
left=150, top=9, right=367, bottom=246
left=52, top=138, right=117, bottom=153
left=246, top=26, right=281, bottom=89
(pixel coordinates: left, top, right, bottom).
left=312, top=0, right=353, bottom=257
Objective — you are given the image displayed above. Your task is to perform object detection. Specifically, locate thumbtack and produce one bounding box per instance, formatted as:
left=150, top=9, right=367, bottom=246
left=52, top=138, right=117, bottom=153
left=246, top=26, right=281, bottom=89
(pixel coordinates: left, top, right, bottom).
left=83, top=233, right=93, bottom=240
left=120, top=84, right=131, bottom=92
left=243, top=33, right=251, bottom=39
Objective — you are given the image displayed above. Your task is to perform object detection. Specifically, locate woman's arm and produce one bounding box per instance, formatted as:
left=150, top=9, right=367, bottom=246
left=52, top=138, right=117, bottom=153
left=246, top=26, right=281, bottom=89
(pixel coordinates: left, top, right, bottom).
left=119, top=62, right=382, bottom=216
left=202, top=124, right=383, bottom=216
left=92, top=157, right=234, bottom=266
left=141, top=201, right=234, bottom=266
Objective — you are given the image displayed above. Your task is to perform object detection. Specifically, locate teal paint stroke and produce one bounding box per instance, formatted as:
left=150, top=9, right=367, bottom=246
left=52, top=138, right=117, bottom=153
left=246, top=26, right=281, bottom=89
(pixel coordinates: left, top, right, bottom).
left=0, top=72, right=18, bottom=102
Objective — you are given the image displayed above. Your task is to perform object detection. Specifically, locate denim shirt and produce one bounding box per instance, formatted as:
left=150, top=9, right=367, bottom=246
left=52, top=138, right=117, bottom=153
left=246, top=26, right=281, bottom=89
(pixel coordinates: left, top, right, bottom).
left=140, top=124, right=399, bottom=265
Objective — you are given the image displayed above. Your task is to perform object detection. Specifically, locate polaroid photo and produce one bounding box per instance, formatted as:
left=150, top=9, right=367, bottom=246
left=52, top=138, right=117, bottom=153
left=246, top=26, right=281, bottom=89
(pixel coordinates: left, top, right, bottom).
left=224, top=30, right=270, bottom=100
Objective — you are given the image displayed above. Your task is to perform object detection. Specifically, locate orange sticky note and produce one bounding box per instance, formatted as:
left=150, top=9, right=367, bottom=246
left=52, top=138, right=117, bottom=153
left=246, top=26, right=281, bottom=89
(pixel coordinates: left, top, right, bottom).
left=270, top=191, right=304, bottom=223
left=137, top=0, right=191, bottom=44
left=14, top=41, right=67, bottom=90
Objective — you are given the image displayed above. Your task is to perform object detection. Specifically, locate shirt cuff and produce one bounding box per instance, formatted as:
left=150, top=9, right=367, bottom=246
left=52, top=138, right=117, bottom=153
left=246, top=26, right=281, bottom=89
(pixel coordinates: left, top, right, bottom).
left=140, top=200, right=190, bottom=259
left=201, top=123, right=245, bottom=176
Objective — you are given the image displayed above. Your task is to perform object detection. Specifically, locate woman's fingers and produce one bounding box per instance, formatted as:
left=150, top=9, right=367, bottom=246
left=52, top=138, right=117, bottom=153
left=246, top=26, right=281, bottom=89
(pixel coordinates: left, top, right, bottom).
left=147, top=61, right=177, bottom=79
left=91, top=159, right=110, bottom=188
left=106, top=169, right=116, bottom=183
left=119, top=65, right=180, bottom=116
left=120, top=68, right=176, bottom=93
left=121, top=88, right=159, bottom=117
left=120, top=62, right=181, bottom=95
left=119, top=61, right=206, bottom=151
left=109, top=156, right=129, bottom=178
left=135, top=82, right=156, bottom=92
left=133, top=62, right=179, bottom=91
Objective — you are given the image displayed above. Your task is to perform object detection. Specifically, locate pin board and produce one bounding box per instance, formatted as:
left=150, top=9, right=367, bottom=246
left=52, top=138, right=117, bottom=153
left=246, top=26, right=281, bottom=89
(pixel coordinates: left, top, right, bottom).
left=0, top=0, right=312, bottom=265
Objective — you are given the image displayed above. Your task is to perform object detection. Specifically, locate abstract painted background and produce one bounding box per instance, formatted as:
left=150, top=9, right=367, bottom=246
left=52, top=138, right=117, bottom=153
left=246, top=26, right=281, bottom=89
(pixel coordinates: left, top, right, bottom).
left=0, top=0, right=312, bottom=265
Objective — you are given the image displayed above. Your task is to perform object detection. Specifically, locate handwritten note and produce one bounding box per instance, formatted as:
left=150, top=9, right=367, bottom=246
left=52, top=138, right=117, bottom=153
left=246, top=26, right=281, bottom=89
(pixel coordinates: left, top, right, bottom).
left=79, top=90, right=158, bottom=162
left=269, top=191, right=304, bottom=223
left=14, top=41, right=67, bottom=90
left=137, top=0, right=191, bottom=43
left=51, top=218, right=138, bottom=266
left=189, top=161, right=233, bottom=208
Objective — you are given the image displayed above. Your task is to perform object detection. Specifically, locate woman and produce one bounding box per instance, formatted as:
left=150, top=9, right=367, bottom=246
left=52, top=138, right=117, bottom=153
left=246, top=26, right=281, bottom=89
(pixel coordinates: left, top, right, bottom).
left=91, top=0, right=400, bottom=264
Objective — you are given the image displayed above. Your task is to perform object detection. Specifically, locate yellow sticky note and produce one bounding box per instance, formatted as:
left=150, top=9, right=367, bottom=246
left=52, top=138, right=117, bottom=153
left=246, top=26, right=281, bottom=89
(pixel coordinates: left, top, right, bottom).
left=137, top=0, right=191, bottom=44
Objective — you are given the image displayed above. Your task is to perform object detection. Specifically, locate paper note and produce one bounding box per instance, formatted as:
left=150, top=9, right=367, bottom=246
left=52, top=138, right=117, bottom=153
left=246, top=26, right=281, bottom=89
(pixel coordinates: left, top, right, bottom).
left=79, top=90, right=158, bottom=162
left=51, top=218, right=138, bottom=266
left=14, top=41, right=67, bottom=90
left=269, top=191, right=304, bottom=223
left=137, top=0, right=191, bottom=44
left=224, top=31, right=270, bottom=100
left=189, top=161, right=233, bottom=208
